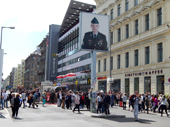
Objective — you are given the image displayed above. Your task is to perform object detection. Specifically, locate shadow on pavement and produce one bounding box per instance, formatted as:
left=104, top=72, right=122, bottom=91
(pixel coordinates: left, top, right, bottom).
left=100, top=117, right=156, bottom=124
left=0, top=114, right=6, bottom=119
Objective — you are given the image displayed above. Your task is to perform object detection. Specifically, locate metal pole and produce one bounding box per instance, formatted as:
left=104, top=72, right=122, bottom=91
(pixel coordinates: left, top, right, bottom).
left=110, top=29, right=111, bottom=90
left=0, top=27, right=3, bottom=49
left=90, top=51, right=96, bottom=113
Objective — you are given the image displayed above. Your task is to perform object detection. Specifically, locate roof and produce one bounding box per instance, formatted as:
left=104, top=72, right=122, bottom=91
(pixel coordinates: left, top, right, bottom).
left=59, top=0, right=96, bottom=36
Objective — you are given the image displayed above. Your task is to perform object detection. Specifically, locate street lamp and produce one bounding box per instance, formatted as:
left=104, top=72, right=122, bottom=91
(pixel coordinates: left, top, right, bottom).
left=1, top=27, right=15, bottom=49
left=0, top=26, right=15, bottom=98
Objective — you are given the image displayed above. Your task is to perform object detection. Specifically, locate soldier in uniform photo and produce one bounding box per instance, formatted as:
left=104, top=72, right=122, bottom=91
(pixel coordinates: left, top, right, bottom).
left=82, top=17, right=108, bottom=51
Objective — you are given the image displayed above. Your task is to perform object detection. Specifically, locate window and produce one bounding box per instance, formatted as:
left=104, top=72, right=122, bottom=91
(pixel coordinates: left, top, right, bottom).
left=134, top=49, right=138, bottom=66
left=117, top=55, right=120, bottom=69
left=118, top=4, right=121, bottom=16
left=111, top=9, right=113, bottom=20
left=157, top=75, right=164, bottom=94
left=135, top=19, right=138, bottom=35
left=125, top=79, right=130, bottom=97
left=126, top=24, right=129, bottom=39
left=144, top=77, right=151, bottom=94
left=118, top=28, right=121, bottom=42
left=110, top=57, right=113, bottom=70
left=98, top=60, right=100, bottom=72
left=125, top=52, right=129, bottom=68
left=104, top=59, right=106, bottom=71
left=157, top=8, right=162, bottom=26
left=158, top=43, right=163, bottom=62
left=145, top=46, right=150, bottom=64
left=32, top=63, right=34, bottom=68
left=145, top=14, right=149, bottom=31
left=134, top=0, right=138, bottom=6
left=110, top=32, right=113, bottom=44
left=134, top=77, right=139, bottom=93
left=125, top=0, right=129, bottom=11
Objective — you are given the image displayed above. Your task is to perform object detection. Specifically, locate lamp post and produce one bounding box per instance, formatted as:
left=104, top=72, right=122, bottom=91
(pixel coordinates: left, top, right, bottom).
left=0, top=26, right=15, bottom=98
left=109, top=25, right=114, bottom=90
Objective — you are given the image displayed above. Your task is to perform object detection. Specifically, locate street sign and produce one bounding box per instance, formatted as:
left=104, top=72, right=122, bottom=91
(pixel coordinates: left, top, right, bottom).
left=168, top=78, right=170, bottom=82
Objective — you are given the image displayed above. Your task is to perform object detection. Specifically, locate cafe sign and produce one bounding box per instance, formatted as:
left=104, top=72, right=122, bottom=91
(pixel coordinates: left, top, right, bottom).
left=125, top=70, right=163, bottom=77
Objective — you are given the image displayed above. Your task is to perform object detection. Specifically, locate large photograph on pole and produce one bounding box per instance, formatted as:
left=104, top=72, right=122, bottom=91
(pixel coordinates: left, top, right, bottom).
left=79, top=12, right=109, bottom=52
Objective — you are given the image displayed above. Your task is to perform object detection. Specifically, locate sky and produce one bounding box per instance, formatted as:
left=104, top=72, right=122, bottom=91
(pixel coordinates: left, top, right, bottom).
left=0, top=0, right=96, bottom=79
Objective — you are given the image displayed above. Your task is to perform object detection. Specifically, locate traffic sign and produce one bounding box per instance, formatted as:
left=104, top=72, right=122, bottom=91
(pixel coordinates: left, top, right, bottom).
left=168, top=78, right=170, bottom=82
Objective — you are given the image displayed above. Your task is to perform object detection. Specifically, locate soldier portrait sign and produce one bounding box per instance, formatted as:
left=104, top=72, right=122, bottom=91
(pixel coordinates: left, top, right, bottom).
left=79, top=12, right=109, bottom=52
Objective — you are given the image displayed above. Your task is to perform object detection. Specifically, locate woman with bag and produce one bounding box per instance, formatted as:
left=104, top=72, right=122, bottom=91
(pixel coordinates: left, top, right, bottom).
left=14, top=94, right=21, bottom=118
left=159, top=95, right=169, bottom=117
left=42, top=92, right=46, bottom=107
left=73, top=91, right=80, bottom=113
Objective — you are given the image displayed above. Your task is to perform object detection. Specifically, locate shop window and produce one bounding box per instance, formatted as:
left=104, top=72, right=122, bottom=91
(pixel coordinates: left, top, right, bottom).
left=125, top=78, right=130, bottom=97
left=134, top=77, right=139, bottom=93
left=110, top=79, right=120, bottom=93
left=144, top=77, right=151, bottom=94
left=157, top=75, right=164, bottom=94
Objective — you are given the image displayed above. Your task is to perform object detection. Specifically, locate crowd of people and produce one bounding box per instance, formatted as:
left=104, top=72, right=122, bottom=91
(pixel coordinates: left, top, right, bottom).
left=1, top=88, right=170, bottom=121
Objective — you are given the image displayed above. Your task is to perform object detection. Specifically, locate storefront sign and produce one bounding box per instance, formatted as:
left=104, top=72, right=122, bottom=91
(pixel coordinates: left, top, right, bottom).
left=97, top=77, right=107, bottom=80
left=80, top=80, right=87, bottom=84
left=125, top=70, right=163, bottom=77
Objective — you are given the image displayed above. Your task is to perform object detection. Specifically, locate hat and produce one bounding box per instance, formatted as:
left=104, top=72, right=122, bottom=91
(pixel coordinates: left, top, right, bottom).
left=91, top=17, right=99, bottom=24
left=100, top=90, right=104, bottom=93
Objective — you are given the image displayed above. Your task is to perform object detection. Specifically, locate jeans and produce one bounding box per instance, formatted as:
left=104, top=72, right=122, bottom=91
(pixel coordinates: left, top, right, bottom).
left=1, top=99, right=3, bottom=109
left=134, top=105, right=139, bottom=120
left=123, top=102, right=126, bottom=109
left=4, top=100, right=8, bottom=108
left=111, top=100, right=114, bottom=107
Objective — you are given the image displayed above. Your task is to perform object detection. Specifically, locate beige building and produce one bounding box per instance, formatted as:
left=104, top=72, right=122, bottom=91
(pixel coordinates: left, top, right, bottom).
left=13, top=60, right=25, bottom=89
left=95, top=0, right=170, bottom=96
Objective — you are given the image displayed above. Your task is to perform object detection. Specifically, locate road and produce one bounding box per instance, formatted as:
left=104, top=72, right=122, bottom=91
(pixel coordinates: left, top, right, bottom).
left=0, top=103, right=170, bottom=127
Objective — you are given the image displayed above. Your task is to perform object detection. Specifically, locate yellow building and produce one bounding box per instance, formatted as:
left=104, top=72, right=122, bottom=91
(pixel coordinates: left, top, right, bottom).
left=13, top=60, right=25, bottom=89
left=95, top=0, right=170, bottom=96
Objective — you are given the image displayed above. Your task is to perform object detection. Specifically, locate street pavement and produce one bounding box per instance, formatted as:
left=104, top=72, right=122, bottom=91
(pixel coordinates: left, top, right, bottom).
left=0, top=103, right=170, bottom=127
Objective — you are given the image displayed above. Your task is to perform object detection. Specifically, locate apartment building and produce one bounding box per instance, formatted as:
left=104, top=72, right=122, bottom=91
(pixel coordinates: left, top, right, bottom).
left=95, top=0, right=170, bottom=96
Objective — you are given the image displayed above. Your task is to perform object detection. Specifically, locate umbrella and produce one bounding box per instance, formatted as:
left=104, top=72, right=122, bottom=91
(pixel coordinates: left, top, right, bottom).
left=65, top=73, right=76, bottom=77
left=56, top=75, right=66, bottom=78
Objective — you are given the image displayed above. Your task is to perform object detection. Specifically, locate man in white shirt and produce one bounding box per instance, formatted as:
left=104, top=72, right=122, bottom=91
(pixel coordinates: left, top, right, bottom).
left=3, top=91, right=8, bottom=108
left=22, top=91, right=26, bottom=108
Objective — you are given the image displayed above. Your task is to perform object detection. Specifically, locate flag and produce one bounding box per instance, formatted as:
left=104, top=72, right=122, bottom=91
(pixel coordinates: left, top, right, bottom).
left=47, top=37, right=49, bottom=46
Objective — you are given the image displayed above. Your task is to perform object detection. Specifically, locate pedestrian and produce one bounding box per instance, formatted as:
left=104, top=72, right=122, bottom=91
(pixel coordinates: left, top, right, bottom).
left=110, top=92, right=115, bottom=108
left=11, top=94, right=15, bottom=118
left=159, top=95, right=169, bottom=117
left=103, top=92, right=110, bottom=115
left=138, top=94, right=142, bottom=112
left=97, top=93, right=102, bottom=114
left=3, top=91, right=8, bottom=108
left=73, top=91, right=80, bottom=113
left=42, top=92, right=46, bottom=107
left=85, top=92, right=90, bottom=110
left=28, top=93, right=33, bottom=108
left=168, top=95, right=170, bottom=112
left=0, top=89, right=4, bottom=109
left=14, top=94, right=22, bottom=118
left=50, top=90, right=55, bottom=104
left=80, top=92, right=85, bottom=109
left=122, top=93, right=127, bottom=110
left=21, top=91, right=26, bottom=108
left=133, top=91, right=140, bottom=121
left=129, top=94, right=134, bottom=112
left=145, top=95, right=149, bottom=114
left=153, top=95, right=158, bottom=113
left=8, top=91, right=13, bottom=105
left=61, top=91, right=65, bottom=109
left=32, top=91, right=38, bottom=108
left=65, top=92, right=70, bottom=109
left=37, top=91, right=41, bottom=103
left=141, top=94, right=145, bottom=113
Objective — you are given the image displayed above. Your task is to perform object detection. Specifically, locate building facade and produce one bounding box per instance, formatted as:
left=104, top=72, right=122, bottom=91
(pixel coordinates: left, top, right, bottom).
left=95, top=0, right=170, bottom=96
left=9, top=68, right=15, bottom=88
left=56, top=0, right=96, bottom=91
left=13, top=60, right=25, bottom=89
left=24, top=52, right=39, bottom=90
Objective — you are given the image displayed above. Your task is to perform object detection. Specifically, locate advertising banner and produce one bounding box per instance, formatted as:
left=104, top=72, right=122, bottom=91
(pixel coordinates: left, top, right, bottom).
left=79, top=12, right=109, bottom=52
